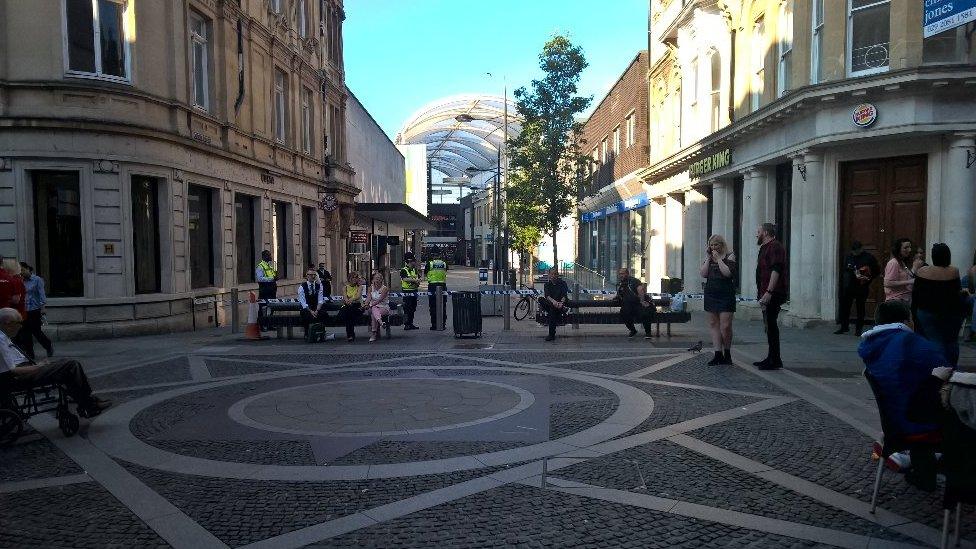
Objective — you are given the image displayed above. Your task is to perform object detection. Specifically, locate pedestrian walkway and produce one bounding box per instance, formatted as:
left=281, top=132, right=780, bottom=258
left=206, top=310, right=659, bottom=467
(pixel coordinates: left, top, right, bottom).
left=2, top=300, right=973, bottom=547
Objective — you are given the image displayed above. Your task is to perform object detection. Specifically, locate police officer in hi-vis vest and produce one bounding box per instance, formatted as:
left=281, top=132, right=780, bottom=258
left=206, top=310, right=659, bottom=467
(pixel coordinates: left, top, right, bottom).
left=256, top=250, right=278, bottom=299
left=399, top=252, right=421, bottom=330
left=425, top=253, right=448, bottom=330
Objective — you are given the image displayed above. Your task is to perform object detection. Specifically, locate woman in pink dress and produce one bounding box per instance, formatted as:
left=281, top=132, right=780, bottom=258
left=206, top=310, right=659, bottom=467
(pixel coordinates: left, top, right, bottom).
left=883, top=238, right=915, bottom=303
left=364, top=272, right=390, bottom=342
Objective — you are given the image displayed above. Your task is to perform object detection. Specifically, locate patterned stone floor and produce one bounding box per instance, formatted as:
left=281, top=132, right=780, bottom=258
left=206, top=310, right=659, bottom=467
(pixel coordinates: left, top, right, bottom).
left=0, top=342, right=955, bottom=548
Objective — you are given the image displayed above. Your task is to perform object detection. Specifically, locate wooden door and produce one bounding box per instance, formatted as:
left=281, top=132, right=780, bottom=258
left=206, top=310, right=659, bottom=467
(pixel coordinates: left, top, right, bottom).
left=839, top=155, right=927, bottom=322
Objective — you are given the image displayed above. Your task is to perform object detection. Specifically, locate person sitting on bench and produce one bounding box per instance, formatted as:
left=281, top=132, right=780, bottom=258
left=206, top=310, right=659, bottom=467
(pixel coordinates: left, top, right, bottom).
left=297, top=269, right=329, bottom=327
left=337, top=272, right=364, bottom=342
left=617, top=268, right=654, bottom=339
left=539, top=268, right=568, bottom=342
left=0, top=308, right=111, bottom=418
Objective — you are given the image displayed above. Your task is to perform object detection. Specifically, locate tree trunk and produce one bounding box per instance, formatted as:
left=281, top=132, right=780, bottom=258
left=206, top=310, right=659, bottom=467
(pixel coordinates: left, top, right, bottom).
left=553, top=240, right=559, bottom=271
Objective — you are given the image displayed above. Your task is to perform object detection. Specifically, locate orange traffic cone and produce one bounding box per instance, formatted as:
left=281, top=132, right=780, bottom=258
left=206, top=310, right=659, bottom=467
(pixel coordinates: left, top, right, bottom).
left=244, top=291, right=265, bottom=340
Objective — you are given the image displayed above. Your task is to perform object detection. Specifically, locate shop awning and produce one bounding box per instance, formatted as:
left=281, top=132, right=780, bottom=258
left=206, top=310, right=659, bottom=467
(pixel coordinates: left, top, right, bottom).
left=355, top=203, right=435, bottom=230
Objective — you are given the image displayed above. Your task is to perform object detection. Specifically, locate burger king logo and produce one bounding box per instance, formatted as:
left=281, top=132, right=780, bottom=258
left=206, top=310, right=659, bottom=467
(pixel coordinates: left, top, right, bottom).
left=852, top=103, right=878, bottom=128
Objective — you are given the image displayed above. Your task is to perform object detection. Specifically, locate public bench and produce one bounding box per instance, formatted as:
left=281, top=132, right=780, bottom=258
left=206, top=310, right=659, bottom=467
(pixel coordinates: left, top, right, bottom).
left=535, top=296, right=691, bottom=337
left=262, top=301, right=404, bottom=340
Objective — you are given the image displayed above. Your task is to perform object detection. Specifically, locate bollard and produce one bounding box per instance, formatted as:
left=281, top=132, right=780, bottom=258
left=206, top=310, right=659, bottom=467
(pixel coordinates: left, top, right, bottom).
left=231, top=288, right=239, bottom=333
left=503, top=283, right=511, bottom=331
left=572, top=283, right=580, bottom=330
left=436, top=286, right=445, bottom=331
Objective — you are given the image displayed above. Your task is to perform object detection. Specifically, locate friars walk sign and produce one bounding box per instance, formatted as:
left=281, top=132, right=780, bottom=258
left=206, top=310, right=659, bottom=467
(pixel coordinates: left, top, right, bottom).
left=688, top=149, right=732, bottom=179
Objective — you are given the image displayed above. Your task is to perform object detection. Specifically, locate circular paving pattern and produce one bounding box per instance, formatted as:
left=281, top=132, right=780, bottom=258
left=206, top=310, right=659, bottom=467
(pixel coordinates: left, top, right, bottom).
left=228, top=378, right=534, bottom=436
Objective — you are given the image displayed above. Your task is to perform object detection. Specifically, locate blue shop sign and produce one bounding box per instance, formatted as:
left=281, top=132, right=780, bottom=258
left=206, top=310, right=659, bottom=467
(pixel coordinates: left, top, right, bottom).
left=581, top=193, right=649, bottom=222
left=924, top=0, right=976, bottom=38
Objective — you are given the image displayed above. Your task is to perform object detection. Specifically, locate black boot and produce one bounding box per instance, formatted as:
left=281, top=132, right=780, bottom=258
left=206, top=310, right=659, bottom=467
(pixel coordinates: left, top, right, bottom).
left=707, top=351, right=724, bottom=366
left=723, top=349, right=732, bottom=364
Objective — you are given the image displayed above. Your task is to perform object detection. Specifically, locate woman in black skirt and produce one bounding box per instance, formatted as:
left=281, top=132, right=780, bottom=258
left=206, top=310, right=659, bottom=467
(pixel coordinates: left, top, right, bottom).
left=699, top=234, right=736, bottom=365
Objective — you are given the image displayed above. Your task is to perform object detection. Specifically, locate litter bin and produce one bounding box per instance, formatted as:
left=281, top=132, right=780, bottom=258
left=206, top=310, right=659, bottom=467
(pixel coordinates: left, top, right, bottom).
left=452, top=291, right=483, bottom=338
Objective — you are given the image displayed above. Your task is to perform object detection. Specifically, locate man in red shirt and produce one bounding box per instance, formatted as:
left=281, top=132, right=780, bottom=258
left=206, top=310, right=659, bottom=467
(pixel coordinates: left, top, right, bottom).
left=754, top=223, right=789, bottom=370
left=0, top=257, right=26, bottom=317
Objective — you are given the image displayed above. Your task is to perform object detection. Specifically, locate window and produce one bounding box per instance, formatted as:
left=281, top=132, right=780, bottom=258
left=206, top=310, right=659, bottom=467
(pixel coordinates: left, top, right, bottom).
left=235, top=194, right=256, bottom=284
left=302, top=206, right=315, bottom=271
left=33, top=171, right=84, bottom=297
left=189, top=12, right=210, bottom=111
left=270, top=0, right=282, bottom=13
left=301, top=87, right=313, bottom=154
left=689, top=57, right=699, bottom=109
left=601, top=138, right=608, bottom=162
left=65, top=0, right=130, bottom=81
left=131, top=176, right=161, bottom=294
left=187, top=185, right=214, bottom=289
left=271, top=201, right=289, bottom=279
left=710, top=51, right=722, bottom=131
left=612, top=126, right=620, bottom=156
left=848, top=0, right=890, bottom=76
left=626, top=113, right=636, bottom=147
left=751, top=18, right=765, bottom=111
left=777, top=1, right=793, bottom=97
left=297, top=0, right=308, bottom=39
left=923, top=25, right=973, bottom=64
left=328, top=103, right=343, bottom=161
left=811, top=0, right=824, bottom=83
left=274, top=69, right=288, bottom=144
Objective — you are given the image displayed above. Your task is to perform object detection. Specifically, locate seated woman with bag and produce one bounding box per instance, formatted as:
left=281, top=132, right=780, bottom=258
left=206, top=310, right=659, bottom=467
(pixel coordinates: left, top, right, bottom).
left=337, top=272, right=363, bottom=342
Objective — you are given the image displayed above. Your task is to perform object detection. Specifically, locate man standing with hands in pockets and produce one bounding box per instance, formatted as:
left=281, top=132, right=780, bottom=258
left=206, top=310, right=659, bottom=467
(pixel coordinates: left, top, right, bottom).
left=754, top=223, right=788, bottom=370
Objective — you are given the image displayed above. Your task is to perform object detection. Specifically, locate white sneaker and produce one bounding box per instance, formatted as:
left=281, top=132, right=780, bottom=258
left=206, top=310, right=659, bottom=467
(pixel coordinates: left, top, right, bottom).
left=369, top=335, right=377, bottom=342
left=325, top=333, right=336, bottom=340
left=888, top=452, right=911, bottom=471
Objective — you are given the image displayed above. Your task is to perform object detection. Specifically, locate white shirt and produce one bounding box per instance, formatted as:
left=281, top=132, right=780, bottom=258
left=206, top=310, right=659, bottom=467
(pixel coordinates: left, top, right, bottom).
left=297, top=281, right=325, bottom=309
left=0, top=331, right=29, bottom=374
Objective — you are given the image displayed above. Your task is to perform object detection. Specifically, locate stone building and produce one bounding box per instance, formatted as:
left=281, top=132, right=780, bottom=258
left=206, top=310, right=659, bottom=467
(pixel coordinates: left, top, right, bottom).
left=0, top=0, right=356, bottom=338
left=592, top=0, right=975, bottom=326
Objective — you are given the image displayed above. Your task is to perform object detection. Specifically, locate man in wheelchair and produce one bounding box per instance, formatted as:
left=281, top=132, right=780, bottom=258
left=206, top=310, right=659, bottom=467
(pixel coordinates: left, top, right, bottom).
left=0, top=308, right=111, bottom=418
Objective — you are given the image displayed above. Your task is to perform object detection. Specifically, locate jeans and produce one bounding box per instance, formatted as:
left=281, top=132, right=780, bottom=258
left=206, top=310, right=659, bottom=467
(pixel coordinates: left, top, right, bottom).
left=337, top=304, right=362, bottom=339
left=539, top=298, right=564, bottom=337
left=916, top=309, right=962, bottom=366
left=762, top=294, right=785, bottom=362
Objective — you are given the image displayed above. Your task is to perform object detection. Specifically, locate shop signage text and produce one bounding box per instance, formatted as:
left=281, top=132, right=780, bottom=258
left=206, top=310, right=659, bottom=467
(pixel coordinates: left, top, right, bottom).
left=852, top=103, right=878, bottom=128
left=688, top=149, right=732, bottom=179
left=923, top=0, right=976, bottom=38
left=350, top=231, right=369, bottom=244
left=581, top=193, right=649, bottom=222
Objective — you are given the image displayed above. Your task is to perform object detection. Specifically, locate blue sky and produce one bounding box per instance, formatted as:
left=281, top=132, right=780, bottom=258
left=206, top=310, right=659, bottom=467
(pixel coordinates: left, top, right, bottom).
left=344, top=0, right=650, bottom=140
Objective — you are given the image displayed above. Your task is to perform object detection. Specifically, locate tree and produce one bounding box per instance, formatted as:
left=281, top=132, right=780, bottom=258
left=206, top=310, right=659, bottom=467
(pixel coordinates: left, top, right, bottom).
left=507, top=35, right=592, bottom=268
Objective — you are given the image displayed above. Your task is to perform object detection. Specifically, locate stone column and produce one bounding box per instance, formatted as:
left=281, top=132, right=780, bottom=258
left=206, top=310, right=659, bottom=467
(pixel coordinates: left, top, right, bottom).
left=682, top=188, right=708, bottom=295
left=665, top=195, right=684, bottom=280
left=794, top=150, right=825, bottom=320
left=710, top=179, right=733, bottom=240
left=648, top=199, right=667, bottom=293
left=739, top=168, right=767, bottom=299
left=943, top=134, right=976, bottom=266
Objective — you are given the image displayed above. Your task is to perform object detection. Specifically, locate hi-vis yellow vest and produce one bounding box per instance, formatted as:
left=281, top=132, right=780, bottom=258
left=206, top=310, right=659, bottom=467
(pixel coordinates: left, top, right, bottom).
left=426, top=260, right=447, bottom=284
left=258, top=260, right=277, bottom=279
left=401, top=266, right=419, bottom=291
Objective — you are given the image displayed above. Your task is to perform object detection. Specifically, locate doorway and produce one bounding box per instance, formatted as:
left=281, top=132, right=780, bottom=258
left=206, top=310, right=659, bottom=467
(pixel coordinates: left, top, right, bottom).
left=839, top=155, right=927, bottom=322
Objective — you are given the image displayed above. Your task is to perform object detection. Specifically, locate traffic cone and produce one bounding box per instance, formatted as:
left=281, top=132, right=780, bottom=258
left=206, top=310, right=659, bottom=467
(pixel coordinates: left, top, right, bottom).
left=244, top=291, right=264, bottom=340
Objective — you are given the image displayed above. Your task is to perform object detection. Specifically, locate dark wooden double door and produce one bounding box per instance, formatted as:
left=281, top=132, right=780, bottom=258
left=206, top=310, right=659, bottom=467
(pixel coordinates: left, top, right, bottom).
left=839, top=155, right=927, bottom=322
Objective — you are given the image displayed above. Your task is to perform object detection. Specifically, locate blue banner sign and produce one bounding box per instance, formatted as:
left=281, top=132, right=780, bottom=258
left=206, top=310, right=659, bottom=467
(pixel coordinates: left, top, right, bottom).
left=924, top=0, right=976, bottom=38
left=581, top=193, right=649, bottom=222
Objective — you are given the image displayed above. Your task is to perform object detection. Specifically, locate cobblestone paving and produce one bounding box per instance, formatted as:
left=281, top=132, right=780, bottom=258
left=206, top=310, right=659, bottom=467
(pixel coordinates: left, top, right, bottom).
left=549, top=399, right=618, bottom=439
left=90, top=357, right=192, bottom=389
left=0, top=435, right=81, bottom=482
left=205, top=358, right=307, bottom=377
left=219, top=352, right=415, bottom=366
left=556, top=439, right=914, bottom=542
left=100, top=386, right=171, bottom=405
left=645, top=354, right=785, bottom=394
left=692, top=399, right=947, bottom=529
left=466, top=352, right=663, bottom=365
left=123, top=461, right=518, bottom=547
left=319, top=483, right=835, bottom=548
left=618, top=383, right=759, bottom=437
left=150, top=439, right=317, bottom=465
left=330, top=440, right=530, bottom=465
left=0, top=483, right=168, bottom=548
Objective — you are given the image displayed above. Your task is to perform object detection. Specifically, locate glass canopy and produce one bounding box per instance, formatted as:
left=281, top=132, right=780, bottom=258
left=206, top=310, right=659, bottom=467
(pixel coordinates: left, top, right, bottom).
left=395, top=94, right=522, bottom=177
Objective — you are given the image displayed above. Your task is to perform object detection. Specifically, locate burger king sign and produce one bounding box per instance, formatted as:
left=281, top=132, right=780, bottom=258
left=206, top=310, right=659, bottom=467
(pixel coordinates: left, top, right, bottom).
left=852, top=103, right=878, bottom=128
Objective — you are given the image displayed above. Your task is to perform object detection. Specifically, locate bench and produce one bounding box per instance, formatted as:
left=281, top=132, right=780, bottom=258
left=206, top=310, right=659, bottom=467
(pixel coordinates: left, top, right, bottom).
left=534, top=297, right=692, bottom=336
left=263, top=301, right=404, bottom=340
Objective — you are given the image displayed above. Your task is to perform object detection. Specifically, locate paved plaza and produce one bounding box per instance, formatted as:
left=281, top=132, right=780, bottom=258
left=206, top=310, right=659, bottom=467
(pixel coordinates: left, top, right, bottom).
left=2, top=308, right=975, bottom=548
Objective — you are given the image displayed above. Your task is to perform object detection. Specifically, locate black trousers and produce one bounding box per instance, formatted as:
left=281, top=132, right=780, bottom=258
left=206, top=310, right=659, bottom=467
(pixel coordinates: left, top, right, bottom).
left=428, top=283, right=447, bottom=328
left=9, top=359, right=95, bottom=409
left=621, top=303, right=653, bottom=335
left=16, top=309, right=52, bottom=361
left=539, top=298, right=564, bottom=337
left=337, top=304, right=362, bottom=339
left=300, top=304, right=330, bottom=328
left=762, top=294, right=785, bottom=362
left=257, top=282, right=277, bottom=330
left=838, top=285, right=869, bottom=332
left=402, top=292, right=418, bottom=326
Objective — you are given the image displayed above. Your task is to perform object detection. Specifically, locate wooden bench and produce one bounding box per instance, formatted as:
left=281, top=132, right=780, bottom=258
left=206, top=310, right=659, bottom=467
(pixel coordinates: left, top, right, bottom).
left=535, top=297, right=691, bottom=336
left=263, top=301, right=404, bottom=340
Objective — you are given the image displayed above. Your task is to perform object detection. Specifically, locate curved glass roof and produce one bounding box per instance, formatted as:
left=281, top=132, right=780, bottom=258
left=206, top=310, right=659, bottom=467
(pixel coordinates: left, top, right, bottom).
left=396, top=94, right=522, bottom=178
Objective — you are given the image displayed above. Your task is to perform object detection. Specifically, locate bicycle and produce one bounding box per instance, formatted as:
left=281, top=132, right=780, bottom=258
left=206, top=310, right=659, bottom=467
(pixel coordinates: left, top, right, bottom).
left=513, top=283, right=538, bottom=321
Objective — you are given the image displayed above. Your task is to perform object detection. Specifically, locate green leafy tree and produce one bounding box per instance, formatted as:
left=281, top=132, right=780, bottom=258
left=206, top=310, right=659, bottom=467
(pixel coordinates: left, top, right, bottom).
left=507, top=35, right=591, bottom=267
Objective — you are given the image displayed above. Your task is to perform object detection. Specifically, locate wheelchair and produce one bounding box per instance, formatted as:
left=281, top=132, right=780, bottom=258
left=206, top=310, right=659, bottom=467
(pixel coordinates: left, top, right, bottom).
left=0, top=373, right=80, bottom=447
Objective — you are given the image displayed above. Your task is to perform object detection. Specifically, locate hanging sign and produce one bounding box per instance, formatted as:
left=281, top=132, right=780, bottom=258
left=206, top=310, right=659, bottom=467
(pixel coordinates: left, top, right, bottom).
left=350, top=231, right=369, bottom=244
left=852, top=103, right=878, bottom=128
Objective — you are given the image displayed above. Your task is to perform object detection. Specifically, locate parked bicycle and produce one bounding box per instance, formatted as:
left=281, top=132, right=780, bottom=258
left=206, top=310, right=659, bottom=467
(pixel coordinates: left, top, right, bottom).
left=513, top=284, right=538, bottom=321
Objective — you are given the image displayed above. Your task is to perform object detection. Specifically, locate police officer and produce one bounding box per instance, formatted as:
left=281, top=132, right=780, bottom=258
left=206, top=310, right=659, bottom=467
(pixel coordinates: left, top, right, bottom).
left=399, top=252, right=421, bottom=330
left=425, top=253, right=448, bottom=330
left=256, top=250, right=278, bottom=299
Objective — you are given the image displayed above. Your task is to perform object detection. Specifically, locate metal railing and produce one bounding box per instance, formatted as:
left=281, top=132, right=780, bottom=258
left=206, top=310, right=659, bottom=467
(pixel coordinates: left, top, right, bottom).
left=563, top=262, right=611, bottom=291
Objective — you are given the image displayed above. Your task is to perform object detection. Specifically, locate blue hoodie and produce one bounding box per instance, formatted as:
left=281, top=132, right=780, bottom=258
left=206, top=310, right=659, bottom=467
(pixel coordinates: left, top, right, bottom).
left=858, top=323, right=948, bottom=436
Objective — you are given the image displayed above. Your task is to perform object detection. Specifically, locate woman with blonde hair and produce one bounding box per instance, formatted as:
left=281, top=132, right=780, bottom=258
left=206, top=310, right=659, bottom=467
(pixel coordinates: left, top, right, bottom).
left=363, top=271, right=390, bottom=342
left=0, top=257, right=26, bottom=318
left=699, top=234, right=737, bottom=365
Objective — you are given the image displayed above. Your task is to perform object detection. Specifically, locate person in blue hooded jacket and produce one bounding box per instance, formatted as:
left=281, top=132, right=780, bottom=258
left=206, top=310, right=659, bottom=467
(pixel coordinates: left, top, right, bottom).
left=859, top=299, right=951, bottom=491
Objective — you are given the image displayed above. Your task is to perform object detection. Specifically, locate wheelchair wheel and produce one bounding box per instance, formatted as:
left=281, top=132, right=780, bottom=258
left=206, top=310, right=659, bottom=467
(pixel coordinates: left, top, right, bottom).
left=514, top=297, right=531, bottom=321
left=58, top=409, right=80, bottom=437
left=0, top=409, right=23, bottom=447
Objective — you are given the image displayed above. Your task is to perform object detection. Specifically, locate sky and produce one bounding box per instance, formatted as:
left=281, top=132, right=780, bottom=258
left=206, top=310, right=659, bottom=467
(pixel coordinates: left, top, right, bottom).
left=343, top=0, right=650, bottom=141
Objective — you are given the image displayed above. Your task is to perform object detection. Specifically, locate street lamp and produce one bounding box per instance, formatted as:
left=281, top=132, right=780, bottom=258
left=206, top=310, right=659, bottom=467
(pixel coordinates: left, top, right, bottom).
left=465, top=165, right=503, bottom=284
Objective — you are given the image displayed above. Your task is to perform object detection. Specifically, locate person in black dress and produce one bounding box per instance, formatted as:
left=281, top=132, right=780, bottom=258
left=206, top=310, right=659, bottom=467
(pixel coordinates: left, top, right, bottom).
left=700, top=234, right=736, bottom=365
left=835, top=240, right=880, bottom=336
